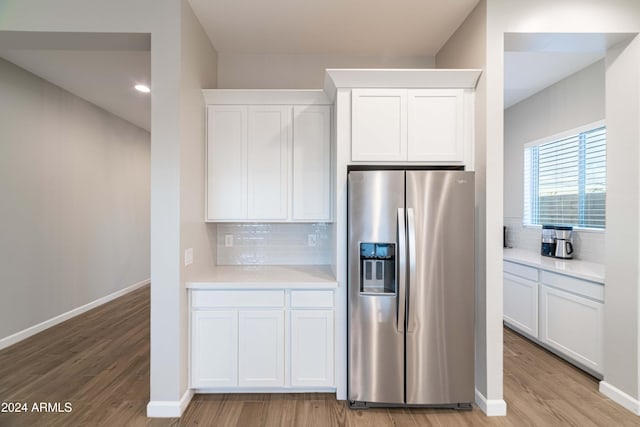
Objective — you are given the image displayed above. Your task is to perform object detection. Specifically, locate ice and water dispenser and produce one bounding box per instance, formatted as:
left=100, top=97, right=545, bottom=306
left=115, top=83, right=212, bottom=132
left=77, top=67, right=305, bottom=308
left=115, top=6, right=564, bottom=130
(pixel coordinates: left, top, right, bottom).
left=359, top=243, right=396, bottom=294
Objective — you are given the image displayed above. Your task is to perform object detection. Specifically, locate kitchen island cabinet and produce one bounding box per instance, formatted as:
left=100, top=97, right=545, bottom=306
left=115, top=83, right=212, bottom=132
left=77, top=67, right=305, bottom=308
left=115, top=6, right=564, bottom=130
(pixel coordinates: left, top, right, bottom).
left=188, top=265, right=337, bottom=392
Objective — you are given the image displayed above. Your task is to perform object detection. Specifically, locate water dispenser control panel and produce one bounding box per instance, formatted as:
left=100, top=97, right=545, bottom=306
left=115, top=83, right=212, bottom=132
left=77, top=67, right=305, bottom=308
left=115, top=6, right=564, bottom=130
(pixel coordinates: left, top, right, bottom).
left=360, top=242, right=396, bottom=294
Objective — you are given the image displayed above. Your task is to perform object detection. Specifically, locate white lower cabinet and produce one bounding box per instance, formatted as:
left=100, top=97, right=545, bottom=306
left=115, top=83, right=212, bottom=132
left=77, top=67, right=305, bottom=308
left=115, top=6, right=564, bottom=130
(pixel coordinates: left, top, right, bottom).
left=190, top=288, right=335, bottom=391
left=539, top=284, right=603, bottom=374
left=191, top=310, right=238, bottom=388
left=503, top=272, right=538, bottom=337
left=238, top=310, right=285, bottom=387
left=291, top=310, right=334, bottom=387
left=502, top=260, right=604, bottom=376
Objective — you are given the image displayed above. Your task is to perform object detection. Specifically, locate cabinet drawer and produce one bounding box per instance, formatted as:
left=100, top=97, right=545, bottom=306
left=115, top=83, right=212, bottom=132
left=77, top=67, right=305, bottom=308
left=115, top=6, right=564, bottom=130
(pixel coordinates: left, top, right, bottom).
left=192, top=290, right=285, bottom=308
left=540, top=271, right=604, bottom=302
left=290, top=290, right=334, bottom=308
left=503, top=261, right=538, bottom=282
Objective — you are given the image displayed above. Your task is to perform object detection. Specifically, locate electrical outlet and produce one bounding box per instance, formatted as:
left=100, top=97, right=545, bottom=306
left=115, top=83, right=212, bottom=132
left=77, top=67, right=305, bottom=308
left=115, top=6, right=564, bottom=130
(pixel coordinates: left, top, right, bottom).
left=225, top=234, right=234, bottom=247
left=184, top=248, right=194, bottom=266
left=307, top=234, right=317, bottom=247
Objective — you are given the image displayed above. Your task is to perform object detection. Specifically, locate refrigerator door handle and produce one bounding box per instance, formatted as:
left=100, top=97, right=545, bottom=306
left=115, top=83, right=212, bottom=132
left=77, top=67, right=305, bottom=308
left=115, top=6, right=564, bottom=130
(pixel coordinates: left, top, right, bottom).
left=397, top=208, right=406, bottom=333
left=407, top=208, right=417, bottom=333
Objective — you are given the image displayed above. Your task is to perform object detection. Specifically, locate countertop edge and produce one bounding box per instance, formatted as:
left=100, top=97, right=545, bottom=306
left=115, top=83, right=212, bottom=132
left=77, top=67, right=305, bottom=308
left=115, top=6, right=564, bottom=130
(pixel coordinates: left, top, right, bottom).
left=184, top=265, right=339, bottom=289
left=187, top=281, right=339, bottom=290
left=503, top=249, right=605, bottom=284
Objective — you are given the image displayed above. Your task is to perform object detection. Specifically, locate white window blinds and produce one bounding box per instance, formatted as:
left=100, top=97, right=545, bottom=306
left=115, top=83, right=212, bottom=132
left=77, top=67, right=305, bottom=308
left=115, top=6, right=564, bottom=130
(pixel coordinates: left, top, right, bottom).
left=524, top=125, right=606, bottom=229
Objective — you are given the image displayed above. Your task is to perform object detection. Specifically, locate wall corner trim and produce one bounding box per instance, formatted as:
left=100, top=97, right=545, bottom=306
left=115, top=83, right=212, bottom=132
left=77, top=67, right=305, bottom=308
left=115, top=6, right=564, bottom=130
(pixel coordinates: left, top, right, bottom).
left=146, top=389, right=194, bottom=418
left=475, top=388, right=507, bottom=416
left=600, top=381, right=640, bottom=415
left=0, top=279, right=150, bottom=351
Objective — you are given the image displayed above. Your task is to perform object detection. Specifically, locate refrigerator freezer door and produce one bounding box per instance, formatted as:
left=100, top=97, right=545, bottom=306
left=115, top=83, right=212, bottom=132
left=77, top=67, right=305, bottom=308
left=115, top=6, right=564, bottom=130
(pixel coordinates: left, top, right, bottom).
left=348, top=170, right=405, bottom=404
left=405, top=171, right=475, bottom=405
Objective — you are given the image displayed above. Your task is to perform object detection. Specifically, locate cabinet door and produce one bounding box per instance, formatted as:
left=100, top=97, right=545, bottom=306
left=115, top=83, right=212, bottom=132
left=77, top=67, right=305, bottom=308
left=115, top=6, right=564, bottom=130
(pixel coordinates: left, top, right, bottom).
left=191, top=310, right=238, bottom=388
left=247, top=106, right=290, bottom=220
left=207, top=106, right=247, bottom=220
left=291, top=310, right=334, bottom=387
left=539, top=284, right=603, bottom=374
left=351, top=89, right=407, bottom=161
left=292, top=105, right=331, bottom=221
left=238, top=310, right=285, bottom=387
left=503, top=272, right=538, bottom=337
left=407, top=89, right=464, bottom=162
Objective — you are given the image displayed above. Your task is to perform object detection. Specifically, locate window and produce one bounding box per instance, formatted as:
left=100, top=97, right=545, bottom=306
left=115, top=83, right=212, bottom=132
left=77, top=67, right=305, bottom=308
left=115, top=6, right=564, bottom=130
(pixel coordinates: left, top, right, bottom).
left=523, top=123, right=606, bottom=229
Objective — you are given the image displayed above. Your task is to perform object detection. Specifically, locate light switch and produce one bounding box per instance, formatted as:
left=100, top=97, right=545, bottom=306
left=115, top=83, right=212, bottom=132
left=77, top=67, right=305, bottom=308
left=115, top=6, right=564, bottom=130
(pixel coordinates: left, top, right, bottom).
left=184, top=248, right=194, bottom=266
left=225, top=234, right=234, bottom=247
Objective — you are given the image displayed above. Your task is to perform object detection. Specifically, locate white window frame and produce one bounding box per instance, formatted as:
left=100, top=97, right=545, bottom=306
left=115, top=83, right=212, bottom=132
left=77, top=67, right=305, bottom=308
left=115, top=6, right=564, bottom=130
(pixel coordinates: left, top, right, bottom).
left=523, top=120, right=606, bottom=232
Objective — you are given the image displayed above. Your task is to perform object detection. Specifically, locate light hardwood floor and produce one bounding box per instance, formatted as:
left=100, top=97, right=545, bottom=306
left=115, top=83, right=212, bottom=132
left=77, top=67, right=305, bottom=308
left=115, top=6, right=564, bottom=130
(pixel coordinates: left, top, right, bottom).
left=0, top=285, right=637, bottom=426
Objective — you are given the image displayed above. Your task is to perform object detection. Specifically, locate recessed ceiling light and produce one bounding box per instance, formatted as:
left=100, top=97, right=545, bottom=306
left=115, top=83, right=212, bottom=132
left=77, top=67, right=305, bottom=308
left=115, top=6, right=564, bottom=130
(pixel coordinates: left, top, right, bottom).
left=134, top=84, right=150, bottom=93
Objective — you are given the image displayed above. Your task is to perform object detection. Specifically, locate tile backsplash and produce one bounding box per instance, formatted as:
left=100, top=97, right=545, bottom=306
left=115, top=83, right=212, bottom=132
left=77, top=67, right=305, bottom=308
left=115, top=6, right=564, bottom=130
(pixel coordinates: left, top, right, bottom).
left=504, top=216, right=605, bottom=263
left=216, top=223, right=331, bottom=265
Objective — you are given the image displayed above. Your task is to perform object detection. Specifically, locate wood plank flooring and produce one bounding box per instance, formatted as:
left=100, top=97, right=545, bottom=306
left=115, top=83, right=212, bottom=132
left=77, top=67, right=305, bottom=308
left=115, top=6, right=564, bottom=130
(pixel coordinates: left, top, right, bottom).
left=0, top=285, right=638, bottom=426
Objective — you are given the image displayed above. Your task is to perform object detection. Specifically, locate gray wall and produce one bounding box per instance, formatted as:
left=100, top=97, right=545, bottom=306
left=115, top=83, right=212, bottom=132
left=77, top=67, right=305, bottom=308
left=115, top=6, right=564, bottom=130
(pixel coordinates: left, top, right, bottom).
left=178, top=0, right=219, bottom=396
left=504, top=60, right=605, bottom=262
left=218, top=53, right=434, bottom=89
left=604, top=34, right=640, bottom=407
left=436, top=0, right=498, bottom=406
left=0, top=56, right=150, bottom=341
left=148, top=0, right=219, bottom=405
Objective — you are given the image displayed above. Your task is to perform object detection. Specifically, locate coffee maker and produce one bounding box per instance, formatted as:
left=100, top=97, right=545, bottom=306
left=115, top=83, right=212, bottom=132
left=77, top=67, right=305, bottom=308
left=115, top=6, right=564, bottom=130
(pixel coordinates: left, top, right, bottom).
left=541, top=225, right=556, bottom=257
left=554, top=226, right=574, bottom=259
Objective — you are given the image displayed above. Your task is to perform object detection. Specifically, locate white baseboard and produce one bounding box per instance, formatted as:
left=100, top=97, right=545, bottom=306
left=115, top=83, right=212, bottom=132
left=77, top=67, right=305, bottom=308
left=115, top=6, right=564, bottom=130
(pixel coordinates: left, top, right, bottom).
left=0, top=279, right=150, bottom=351
left=147, top=389, right=194, bottom=418
left=475, top=388, right=507, bottom=416
left=599, top=381, right=640, bottom=415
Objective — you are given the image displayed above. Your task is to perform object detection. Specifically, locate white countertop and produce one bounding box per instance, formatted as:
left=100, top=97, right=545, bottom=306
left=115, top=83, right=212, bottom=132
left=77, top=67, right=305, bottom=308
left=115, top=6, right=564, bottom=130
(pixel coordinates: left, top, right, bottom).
left=186, top=265, right=338, bottom=290
left=503, top=248, right=605, bottom=284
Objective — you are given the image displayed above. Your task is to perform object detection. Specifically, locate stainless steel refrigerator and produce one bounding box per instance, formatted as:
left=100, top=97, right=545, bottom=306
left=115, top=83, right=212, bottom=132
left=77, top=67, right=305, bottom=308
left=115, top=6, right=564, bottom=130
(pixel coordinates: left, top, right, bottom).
left=348, top=169, right=475, bottom=409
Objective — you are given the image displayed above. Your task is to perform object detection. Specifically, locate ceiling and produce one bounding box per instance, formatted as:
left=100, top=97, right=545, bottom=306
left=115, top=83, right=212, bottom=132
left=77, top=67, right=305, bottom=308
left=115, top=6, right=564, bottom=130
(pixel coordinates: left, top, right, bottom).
left=0, top=1, right=480, bottom=132
left=188, top=0, right=480, bottom=56
left=1, top=7, right=634, bottom=131
left=504, top=33, right=634, bottom=109
left=0, top=32, right=150, bottom=131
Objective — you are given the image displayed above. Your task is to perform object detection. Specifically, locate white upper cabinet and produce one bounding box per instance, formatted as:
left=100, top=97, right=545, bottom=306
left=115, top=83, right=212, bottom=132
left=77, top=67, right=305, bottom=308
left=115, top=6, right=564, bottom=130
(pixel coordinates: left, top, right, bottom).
left=247, top=106, right=290, bottom=220
left=351, top=88, right=467, bottom=164
left=351, top=89, right=407, bottom=161
left=292, top=105, right=331, bottom=221
left=325, top=69, right=480, bottom=167
left=407, top=89, right=464, bottom=162
left=204, top=91, right=332, bottom=222
left=207, top=106, right=247, bottom=220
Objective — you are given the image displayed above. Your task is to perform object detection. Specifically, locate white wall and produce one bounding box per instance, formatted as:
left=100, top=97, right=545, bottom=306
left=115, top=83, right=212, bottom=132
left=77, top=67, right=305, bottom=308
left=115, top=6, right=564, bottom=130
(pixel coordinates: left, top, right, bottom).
left=504, top=60, right=605, bottom=262
left=218, top=53, right=434, bottom=89
left=0, top=56, right=150, bottom=342
left=603, top=35, right=640, bottom=413
left=436, top=0, right=507, bottom=415
left=487, top=0, right=640, bottom=415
